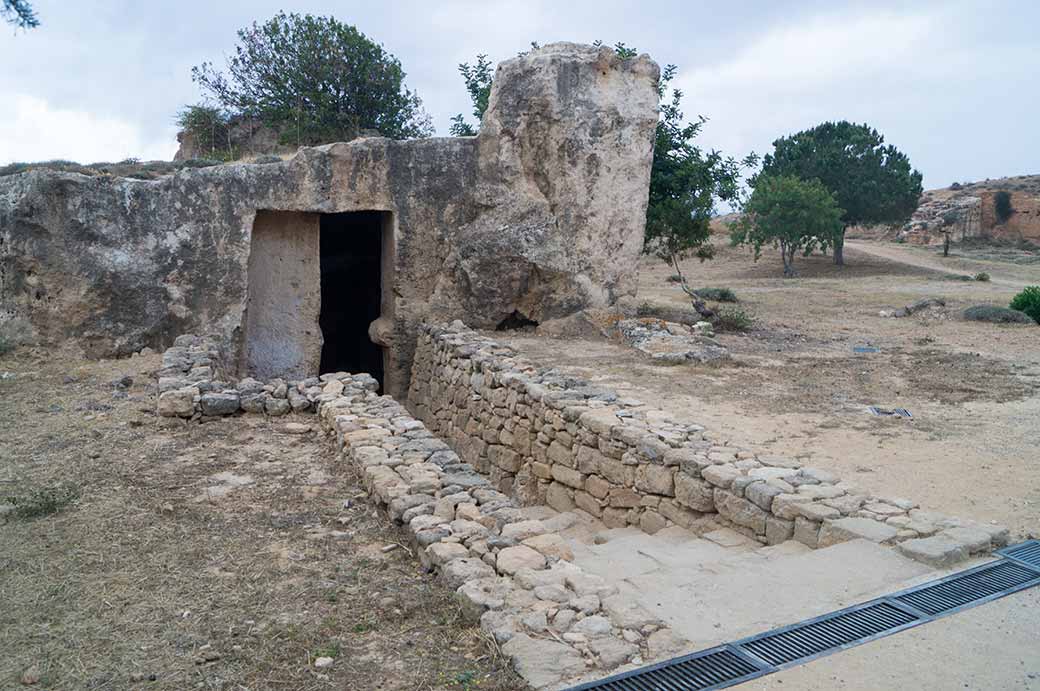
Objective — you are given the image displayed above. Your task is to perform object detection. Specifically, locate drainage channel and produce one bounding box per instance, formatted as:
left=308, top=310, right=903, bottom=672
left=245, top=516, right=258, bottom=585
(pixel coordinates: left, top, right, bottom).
left=566, top=540, right=1040, bottom=691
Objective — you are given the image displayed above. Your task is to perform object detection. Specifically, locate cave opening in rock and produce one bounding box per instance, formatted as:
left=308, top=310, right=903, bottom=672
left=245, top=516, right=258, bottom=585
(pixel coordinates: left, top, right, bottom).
left=319, top=211, right=388, bottom=390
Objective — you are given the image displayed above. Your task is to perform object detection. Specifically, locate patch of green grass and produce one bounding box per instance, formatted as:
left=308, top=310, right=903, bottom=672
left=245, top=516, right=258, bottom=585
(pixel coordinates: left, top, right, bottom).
left=695, top=287, right=738, bottom=302
left=451, top=670, right=483, bottom=690
left=963, top=305, right=1034, bottom=324
left=714, top=306, right=755, bottom=332
left=3, top=483, right=80, bottom=519
left=312, top=643, right=340, bottom=659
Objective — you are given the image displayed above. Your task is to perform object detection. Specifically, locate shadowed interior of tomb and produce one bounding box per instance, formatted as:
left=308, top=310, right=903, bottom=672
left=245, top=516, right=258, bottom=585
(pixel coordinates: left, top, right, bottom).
left=319, top=211, right=385, bottom=390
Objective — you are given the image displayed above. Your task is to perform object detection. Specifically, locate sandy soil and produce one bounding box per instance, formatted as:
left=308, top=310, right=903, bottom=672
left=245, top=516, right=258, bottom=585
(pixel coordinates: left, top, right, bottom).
left=499, top=237, right=1040, bottom=539
left=0, top=350, right=519, bottom=690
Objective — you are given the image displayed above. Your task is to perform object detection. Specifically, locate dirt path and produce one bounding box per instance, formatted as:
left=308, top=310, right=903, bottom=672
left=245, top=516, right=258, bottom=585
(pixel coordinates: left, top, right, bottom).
left=845, top=239, right=1035, bottom=288
left=0, top=349, right=519, bottom=690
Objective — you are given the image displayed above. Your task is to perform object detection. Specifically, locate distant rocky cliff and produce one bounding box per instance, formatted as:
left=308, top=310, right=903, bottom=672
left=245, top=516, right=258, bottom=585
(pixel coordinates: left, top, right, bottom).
left=899, top=175, right=1040, bottom=245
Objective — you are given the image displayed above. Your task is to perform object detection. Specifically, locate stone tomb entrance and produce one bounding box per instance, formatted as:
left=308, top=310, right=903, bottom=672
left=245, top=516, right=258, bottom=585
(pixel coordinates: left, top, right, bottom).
left=242, top=209, right=392, bottom=389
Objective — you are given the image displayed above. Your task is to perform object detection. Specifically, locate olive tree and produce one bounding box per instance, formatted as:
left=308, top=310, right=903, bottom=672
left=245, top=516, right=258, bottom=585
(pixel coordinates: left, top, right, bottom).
left=448, top=54, right=494, bottom=136
left=730, top=174, right=844, bottom=277
left=643, top=63, right=757, bottom=318
left=191, top=12, right=433, bottom=146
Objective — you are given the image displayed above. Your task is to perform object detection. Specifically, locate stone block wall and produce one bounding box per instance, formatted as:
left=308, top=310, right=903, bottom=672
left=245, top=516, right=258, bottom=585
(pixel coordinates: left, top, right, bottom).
left=155, top=334, right=378, bottom=419
left=407, top=322, right=1010, bottom=563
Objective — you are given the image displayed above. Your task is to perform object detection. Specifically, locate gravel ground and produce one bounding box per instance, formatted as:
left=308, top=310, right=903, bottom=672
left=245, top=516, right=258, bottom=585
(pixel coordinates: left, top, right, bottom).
left=0, top=349, right=521, bottom=691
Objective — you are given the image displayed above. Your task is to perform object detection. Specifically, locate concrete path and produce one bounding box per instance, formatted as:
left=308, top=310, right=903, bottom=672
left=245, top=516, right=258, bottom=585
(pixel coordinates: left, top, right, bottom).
left=738, top=586, right=1040, bottom=690
left=564, top=523, right=954, bottom=651
left=846, top=239, right=1035, bottom=289
left=559, top=517, right=1038, bottom=690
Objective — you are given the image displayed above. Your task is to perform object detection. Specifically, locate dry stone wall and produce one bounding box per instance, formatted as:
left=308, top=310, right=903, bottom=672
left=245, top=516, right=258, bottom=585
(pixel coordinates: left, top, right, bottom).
left=151, top=327, right=1017, bottom=688
left=407, top=322, right=1010, bottom=567
left=310, top=370, right=683, bottom=689
left=155, top=334, right=379, bottom=419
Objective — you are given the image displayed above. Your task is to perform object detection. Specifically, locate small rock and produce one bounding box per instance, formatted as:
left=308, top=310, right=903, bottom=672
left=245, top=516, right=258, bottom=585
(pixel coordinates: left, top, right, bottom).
left=20, top=665, right=41, bottom=685
left=281, top=422, right=311, bottom=435
left=314, top=656, right=334, bottom=668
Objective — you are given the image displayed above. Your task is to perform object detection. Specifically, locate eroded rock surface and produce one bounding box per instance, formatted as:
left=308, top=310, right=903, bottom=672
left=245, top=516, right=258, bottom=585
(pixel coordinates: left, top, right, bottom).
left=0, top=43, right=659, bottom=397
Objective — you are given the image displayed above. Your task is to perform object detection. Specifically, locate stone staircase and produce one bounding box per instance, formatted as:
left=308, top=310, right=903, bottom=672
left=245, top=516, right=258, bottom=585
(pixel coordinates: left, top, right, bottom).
left=560, top=519, right=978, bottom=656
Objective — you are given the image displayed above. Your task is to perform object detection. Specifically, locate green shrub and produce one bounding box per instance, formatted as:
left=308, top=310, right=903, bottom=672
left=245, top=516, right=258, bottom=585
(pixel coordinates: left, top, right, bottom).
left=253, top=154, right=283, bottom=164
left=3, top=484, right=80, bottom=520
left=666, top=274, right=682, bottom=283
left=973, top=272, right=991, bottom=282
left=963, top=305, right=1034, bottom=324
left=949, top=182, right=962, bottom=190
left=1009, top=286, right=1040, bottom=324
left=714, top=306, right=754, bottom=331
left=695, top=287, right=738, bottom=302
left=994, top=190, right=1014, bottom=223
left=0, top=335, right=13, bottom=356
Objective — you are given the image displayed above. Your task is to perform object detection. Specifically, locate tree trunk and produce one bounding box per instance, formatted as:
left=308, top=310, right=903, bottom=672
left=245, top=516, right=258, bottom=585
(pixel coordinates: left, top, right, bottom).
left=943, top=232, right=950, bottom=257
left=833, top=227, right=846, bottom=266
left=782, top=243, right=798, bottom=277
left=670, top=255, right=716, bottom=321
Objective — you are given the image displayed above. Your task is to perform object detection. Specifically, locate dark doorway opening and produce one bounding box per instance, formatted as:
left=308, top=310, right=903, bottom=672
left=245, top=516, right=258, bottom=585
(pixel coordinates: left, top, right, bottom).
left=319, top=211, right=385, bottom=389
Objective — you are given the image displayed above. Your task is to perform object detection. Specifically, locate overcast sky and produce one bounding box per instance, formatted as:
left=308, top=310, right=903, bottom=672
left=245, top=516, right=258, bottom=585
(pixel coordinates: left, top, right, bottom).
left=1, top=0, right=1037, bottom=189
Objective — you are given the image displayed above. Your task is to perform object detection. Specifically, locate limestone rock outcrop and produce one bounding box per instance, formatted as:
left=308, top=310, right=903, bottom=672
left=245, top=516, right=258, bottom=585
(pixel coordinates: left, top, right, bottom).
left=0, top=43, right=659, bottom=396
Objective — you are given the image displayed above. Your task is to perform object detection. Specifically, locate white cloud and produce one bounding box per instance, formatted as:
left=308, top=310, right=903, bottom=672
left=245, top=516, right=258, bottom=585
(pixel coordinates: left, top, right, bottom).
left=671, top=4, right=1039, bottom=189
left=0, top=94, right=178, bottom=164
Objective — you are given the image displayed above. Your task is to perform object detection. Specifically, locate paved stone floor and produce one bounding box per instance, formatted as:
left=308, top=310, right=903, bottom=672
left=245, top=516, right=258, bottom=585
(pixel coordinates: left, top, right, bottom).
left=546, top=512, right=1036, bottom=689
left=562, top=521, right=965, bottom=649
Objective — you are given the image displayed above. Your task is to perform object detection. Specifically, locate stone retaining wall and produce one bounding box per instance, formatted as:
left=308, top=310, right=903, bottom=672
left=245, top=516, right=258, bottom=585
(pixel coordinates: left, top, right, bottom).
left=407, top=322, right=1010, bottom=567
left=313, top=372, right=683, bottom=689
left=155, top=334, right=378, bottom=418
left=153, top=328, right=1017, bottom=687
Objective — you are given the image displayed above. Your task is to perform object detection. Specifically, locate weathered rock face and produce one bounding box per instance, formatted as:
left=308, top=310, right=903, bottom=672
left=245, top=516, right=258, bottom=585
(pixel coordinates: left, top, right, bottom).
left=0, top=43, right=659, bottom=396
left=898, top=175, right=1040, bottom=246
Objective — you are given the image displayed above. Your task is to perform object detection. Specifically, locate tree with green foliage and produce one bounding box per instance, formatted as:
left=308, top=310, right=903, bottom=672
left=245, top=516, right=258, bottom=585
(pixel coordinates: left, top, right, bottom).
left=448, top=54, right=494, bottom=136
left=994, top=190, right=1014, bottom=223
left=190, top=12, right=433, bottom=147
left=643, top=62, right=757, bottom=318
left=2, top=0, right=37, bottom=28
left=758, top=121, right=922, bottom=266
left=175, top=105, right=234, bottom=160
left=730, top=174, right=844, bottom=277
left=1009, top=286, right=1040, bottom=324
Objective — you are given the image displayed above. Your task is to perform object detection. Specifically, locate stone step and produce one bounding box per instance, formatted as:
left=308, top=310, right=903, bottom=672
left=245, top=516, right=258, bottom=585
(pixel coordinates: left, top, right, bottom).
left=567, top=532, right=979, bottom=654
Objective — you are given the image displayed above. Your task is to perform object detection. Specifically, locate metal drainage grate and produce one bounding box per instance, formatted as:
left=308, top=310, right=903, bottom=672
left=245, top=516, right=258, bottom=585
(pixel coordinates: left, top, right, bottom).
left=997, top=540, right=1040, bottom=571
left=893, top=559, right=1040, bottom=616
left=868, top=406, right=913, bottom=418
left=735, top=602, right=918, bottom=668
left=567, top=645, right=766, bottom=691
left=564, top=544, right=1040, bottom=691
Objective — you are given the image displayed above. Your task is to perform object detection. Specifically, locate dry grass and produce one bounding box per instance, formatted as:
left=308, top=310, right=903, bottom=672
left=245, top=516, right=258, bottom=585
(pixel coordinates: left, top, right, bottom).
left=0, top=348, right=521, bottom=690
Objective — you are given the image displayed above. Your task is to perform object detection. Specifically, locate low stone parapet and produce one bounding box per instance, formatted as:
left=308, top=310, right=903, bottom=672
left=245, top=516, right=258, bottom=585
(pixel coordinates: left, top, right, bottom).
left=406, top=322, right=1009, bottom=566
left=154, top=334, right=378, bottom=418
left=314, top=373, right=679, bottom=689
